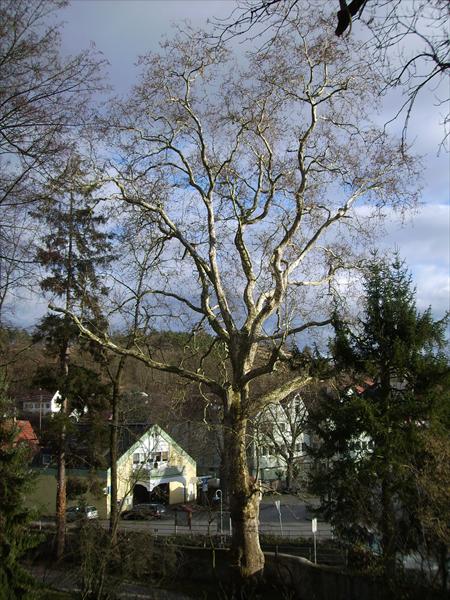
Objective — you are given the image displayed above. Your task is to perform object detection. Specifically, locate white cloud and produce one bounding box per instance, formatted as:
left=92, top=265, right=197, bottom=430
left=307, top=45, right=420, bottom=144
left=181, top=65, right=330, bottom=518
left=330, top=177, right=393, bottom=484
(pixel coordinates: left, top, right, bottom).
left=374, top=204, right=449, bottom=316
left=383, top=204, right=449, bottom=266
left=412, top=264, right=449, bottom=314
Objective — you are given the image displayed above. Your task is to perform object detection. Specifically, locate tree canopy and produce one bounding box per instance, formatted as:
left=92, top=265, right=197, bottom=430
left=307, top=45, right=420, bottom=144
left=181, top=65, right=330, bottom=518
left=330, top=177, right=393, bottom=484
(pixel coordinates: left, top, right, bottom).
left=309, top=254, right=449, bottom=579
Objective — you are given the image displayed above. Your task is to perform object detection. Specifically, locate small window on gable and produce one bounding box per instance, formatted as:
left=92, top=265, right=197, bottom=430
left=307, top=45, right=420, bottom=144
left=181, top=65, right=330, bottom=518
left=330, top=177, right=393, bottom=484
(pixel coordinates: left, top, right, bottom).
left=133, top=453, right=140, bottom=464
left=161, top=451, right=169, bottom=462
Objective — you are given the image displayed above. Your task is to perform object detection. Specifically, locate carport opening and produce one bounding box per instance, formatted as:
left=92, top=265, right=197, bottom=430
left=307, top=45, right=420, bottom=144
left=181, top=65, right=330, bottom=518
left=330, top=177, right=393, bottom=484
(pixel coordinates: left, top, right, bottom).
left=133, top=483, right=149, bottom=505
left=132, top=482, right=169, bottom=505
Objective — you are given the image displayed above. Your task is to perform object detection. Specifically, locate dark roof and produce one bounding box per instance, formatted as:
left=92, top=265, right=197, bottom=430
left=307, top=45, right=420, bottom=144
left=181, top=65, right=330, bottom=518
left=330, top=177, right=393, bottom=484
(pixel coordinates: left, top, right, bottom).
left=117, top=422, right=154, bottom=456
left=18, top=389, right=54, bottom=404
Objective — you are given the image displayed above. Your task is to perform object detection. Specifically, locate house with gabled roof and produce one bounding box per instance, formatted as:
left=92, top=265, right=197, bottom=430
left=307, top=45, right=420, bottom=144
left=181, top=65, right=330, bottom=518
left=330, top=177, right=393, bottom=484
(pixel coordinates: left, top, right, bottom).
left=110, top=423, right=197, bottom=514
left=20, top=389, right=61, bottom=416
left=27, top=422, right=196, bottom=518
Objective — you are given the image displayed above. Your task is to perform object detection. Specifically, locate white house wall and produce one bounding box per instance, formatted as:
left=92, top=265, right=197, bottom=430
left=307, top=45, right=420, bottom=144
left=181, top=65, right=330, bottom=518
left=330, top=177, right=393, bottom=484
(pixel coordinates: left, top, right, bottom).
left=107, top=425, right=197, bottom=514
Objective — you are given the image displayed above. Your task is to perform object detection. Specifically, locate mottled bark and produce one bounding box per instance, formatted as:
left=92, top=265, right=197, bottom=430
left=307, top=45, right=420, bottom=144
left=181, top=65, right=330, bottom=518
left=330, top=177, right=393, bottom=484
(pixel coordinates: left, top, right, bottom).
left=225, top=391, right=264, bottom=581
left=285, top=459, right=294, bottom=491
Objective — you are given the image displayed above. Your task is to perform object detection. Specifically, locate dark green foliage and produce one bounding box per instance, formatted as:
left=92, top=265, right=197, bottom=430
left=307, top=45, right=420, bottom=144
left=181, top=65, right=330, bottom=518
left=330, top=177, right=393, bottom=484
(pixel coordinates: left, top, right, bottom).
left=66, top=477, right=89, bottom=500
left=33, top=158, right=114, bottom=312
left=33, top=156, right=114, bottom=353
left=32, top=157, right=115, bottom=558
left=308, top=254, right=449, bottom=574
left=31, top=155, right=114, bottom=435
left=0, top=386, right=39, bottom=599
left=33, top=363, right=109, bottom=414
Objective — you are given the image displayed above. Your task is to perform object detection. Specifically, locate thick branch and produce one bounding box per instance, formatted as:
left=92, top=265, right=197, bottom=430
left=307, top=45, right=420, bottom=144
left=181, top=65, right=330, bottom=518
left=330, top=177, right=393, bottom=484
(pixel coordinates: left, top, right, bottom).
left=251, top=375, right=312, bottom=416
left=49, top=304, right=225, bottom=398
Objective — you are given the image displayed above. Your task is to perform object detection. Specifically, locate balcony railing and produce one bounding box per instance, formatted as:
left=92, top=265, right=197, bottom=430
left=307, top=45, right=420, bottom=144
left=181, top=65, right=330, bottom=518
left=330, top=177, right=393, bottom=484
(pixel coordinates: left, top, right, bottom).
left=131, top=463, right=183, bottom=478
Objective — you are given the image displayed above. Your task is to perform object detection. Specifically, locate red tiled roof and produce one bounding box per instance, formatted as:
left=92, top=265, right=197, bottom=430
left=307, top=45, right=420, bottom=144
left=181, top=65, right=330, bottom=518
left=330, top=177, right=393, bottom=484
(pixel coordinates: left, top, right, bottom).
left=353, top=378, right=375, bottom=395
left=15, top=420, right=39, bottom=446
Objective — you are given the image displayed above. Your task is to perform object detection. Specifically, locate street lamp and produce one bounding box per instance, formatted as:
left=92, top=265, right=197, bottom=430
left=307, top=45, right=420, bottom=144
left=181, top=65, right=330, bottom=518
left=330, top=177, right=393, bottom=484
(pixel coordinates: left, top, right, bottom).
left=214, top=489, right=223, bottom=534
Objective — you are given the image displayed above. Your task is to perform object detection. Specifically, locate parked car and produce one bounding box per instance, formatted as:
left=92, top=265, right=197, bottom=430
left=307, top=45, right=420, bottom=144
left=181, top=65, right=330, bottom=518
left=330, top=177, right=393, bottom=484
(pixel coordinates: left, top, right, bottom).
left=66, top=505, right=99, bottom=522
left=121, top=503, right=167, bottom=520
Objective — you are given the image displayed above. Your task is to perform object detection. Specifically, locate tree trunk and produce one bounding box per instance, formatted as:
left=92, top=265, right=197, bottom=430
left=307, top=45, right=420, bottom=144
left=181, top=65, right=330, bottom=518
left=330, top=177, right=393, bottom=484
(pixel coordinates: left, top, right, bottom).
left=380, top=475, right=396, bottom=575
left=285, top=459, right=294, bottom=491
left=109, top=368, right=123, bottom=541
left=224, top=391, right=265, bottom=583
left=55, top=395, right=68, bottom=560
left=438, top=543, right=448, bottom=592
left=219, top=443, right=230, bottom=504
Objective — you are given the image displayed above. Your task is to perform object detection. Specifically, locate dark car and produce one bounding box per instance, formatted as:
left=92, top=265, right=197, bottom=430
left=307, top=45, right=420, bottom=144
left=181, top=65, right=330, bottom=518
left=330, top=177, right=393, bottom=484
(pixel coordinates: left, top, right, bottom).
left=121, top=503, right=167, bottom=520
left=66, top=505, right=99, bottom=522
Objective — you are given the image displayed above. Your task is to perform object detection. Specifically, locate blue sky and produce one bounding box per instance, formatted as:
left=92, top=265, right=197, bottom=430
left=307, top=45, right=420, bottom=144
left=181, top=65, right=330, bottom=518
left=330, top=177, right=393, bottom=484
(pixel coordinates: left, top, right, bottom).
left=13, top=1, right=448, bottom=327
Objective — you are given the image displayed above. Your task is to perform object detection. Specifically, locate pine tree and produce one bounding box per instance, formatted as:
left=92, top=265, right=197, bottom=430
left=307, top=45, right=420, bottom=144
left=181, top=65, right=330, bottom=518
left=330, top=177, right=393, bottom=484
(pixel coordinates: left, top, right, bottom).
left=33, top=156, right=114, bottom=559
left=0, top=382, right=38, bottom=599
left=308, top=254, right=449, bottom=575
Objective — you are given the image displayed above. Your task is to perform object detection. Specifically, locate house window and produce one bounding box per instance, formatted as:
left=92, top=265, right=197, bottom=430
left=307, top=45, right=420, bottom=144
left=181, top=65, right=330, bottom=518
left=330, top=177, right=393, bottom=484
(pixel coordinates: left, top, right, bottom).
left=42, top=454, right=51, bottom=465
left=161, top=451, right=169, bottom=462
left=260, top=446, right=267, bottom=456
left=133, top=453, right=140, bottom=465
left=301, top=442, right=308, bottom=452
left=295, top=443, right=301, bottom=452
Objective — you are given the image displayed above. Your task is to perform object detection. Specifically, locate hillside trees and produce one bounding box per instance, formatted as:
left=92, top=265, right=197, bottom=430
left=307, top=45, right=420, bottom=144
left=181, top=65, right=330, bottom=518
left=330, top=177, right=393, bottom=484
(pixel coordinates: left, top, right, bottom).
left=34, top=156, right=114, bottom=558
left=308, top=255, right=449, bottom=577
left=55, top=16, right=418, bottom=581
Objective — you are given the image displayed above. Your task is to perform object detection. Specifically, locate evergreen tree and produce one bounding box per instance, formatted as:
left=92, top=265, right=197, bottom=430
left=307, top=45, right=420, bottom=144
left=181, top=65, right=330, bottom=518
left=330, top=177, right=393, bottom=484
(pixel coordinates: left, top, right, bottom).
left=0, top=381, right=38, bottom=599
left=33, top=156, right=114, bottom=558
left=308, top=254, right=449, bottom=576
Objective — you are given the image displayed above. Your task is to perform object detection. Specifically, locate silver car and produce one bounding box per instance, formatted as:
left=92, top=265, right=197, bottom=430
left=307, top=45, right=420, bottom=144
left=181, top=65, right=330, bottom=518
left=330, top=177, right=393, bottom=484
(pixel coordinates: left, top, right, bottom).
left=66, top=505, right=99, bottom=522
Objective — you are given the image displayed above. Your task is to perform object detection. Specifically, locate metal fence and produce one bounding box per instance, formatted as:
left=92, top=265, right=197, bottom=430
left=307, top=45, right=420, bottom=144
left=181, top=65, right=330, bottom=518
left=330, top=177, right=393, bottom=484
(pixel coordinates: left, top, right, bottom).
left=117, top=517, right=333, bottom=541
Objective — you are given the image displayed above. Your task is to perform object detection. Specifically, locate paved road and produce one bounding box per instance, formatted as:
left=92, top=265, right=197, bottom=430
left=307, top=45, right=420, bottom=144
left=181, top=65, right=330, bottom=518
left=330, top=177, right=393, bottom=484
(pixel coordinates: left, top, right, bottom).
left=33, top=499, right=333, bottom=540
left=106, top=501, right=332, bottom=539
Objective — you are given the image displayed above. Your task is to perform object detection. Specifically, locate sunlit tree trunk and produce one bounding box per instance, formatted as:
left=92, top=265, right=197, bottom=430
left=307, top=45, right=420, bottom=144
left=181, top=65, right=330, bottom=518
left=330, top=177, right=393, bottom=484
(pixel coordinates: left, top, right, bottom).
left=224, top=390, right=264, bottom=581
left=109, top=358, right=125, bottom=541
left=55, top=346, right=69, bottom=560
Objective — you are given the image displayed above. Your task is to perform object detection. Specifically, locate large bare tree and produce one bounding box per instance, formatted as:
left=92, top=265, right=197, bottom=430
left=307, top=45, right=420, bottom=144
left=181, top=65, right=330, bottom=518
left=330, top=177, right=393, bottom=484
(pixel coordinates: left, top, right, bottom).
left=216, top=0, right=449, bottom=146
left=55, top=15, right=417, bottom=581
left=0, top=0, right=104, bottom=321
